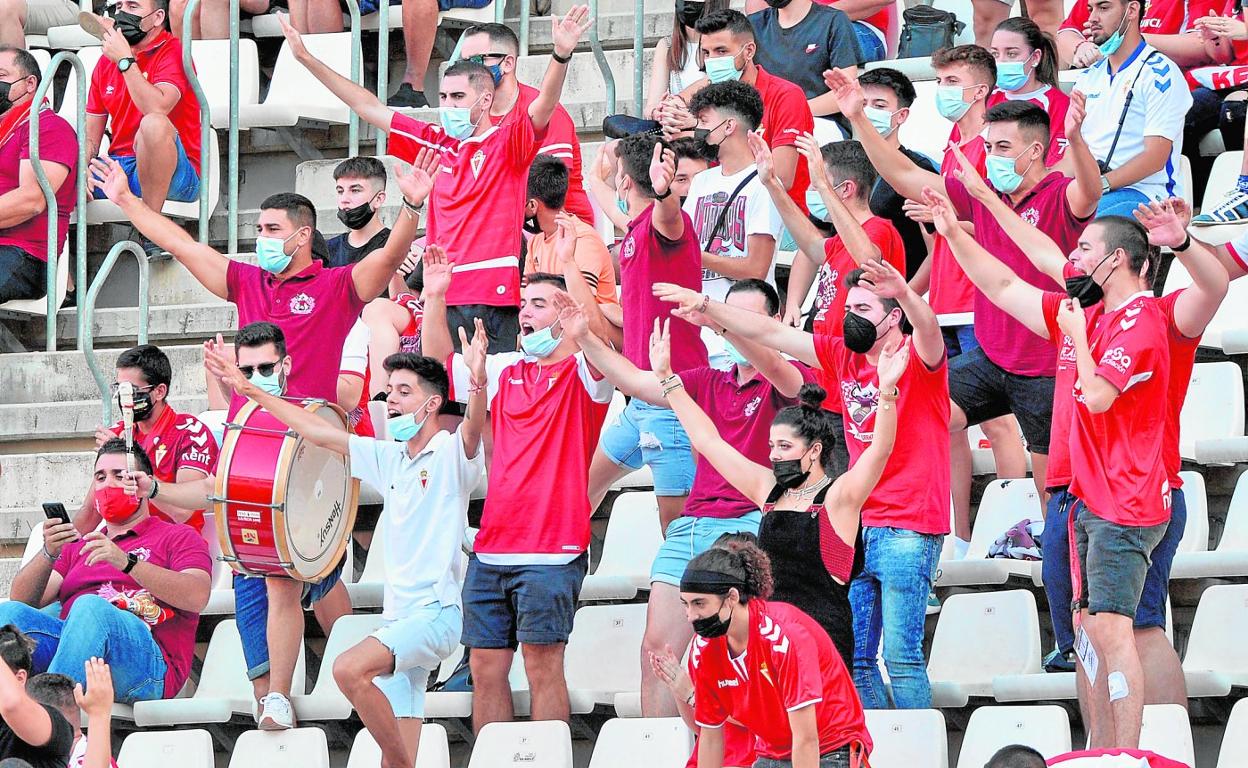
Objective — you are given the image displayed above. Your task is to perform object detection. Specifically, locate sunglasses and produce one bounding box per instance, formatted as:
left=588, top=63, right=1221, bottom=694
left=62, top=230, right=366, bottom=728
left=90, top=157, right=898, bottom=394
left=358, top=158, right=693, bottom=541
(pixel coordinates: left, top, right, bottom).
left=466, top=53, right=509, bottom=65
left=238, top=362, right=282, bottom=379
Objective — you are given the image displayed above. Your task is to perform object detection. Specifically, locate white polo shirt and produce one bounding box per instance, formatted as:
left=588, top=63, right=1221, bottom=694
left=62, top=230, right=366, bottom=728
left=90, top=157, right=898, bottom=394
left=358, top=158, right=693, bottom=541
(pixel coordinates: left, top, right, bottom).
left=349, top=428, right=485, bottom=619
left=1075, top=41, right=1191, bottom=203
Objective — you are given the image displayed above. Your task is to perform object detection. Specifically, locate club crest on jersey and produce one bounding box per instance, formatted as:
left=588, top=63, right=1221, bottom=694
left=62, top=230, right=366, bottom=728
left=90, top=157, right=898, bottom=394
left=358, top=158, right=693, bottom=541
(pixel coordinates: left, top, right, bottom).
left=621, top=236, right=636, bottom=261
left=154, top=441, right=168, bottom=467
left=744, top=395, right=762, bottom=417
left=470, top=150, right=486, bottom=178
left=420, top=469, right=429, bottom=490
left=1020, top=207, right=1040, bottom=226
left=289, top=293, right=315, bottom=315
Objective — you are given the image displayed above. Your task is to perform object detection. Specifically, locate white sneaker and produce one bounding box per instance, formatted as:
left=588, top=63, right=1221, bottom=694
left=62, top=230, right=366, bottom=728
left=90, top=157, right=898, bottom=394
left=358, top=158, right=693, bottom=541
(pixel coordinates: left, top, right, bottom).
left=257, top=692, right=295, bottom=730
left=1193, top=188, right=1248, bottom=225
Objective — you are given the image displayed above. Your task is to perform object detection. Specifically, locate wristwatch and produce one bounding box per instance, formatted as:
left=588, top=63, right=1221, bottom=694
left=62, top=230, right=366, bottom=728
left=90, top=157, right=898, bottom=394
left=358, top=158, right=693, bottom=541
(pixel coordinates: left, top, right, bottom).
left=122, top=552, right=139, bottom=574
left=1100, top=175, right=1112, bottom=194
left=118, top=57, right=136, bottom=73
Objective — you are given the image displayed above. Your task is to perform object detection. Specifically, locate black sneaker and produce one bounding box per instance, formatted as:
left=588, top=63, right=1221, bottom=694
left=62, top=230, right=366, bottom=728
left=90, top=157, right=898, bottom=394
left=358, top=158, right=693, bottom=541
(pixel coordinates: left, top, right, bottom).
left=61, top=288, right=77, bottom=309
left=128, top=226, right=170, bottom=261
left=1043, top=648, right=1075, bottom=673
left=387, top=83, right=429, bottom=109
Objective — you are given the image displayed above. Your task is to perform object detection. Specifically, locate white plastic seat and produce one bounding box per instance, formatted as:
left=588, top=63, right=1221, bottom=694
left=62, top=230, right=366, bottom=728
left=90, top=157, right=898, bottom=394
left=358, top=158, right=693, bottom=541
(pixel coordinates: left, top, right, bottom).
left=229, top=728, right=330, bottom=768
left=347, top=723, right=451, bottom=768
left=1138, top=704, right=1195, bottom=766
left=237, top=33, right=357, bottom=128
left=927, top=590, right=1042, bottom=707
left=580, top=492, right=664, bottom=601
left=1178, top=155, right=1194, bottom=211
left=188, top=38, right=261, bottom=129
left=117, top=729, right=215, bottom=768
left=1172, top=470, right=1248, bottom=579
left=199, top=511, right=237, bottom=615
left=1177, top=362, right=1246, bottom=460
left=83, top=128, right=220, bottom=223
left=467, top=720, right=574, bottom=768
left=290, top=613, right=386, bottom=720
left=134, top=619, right=306, bottom=726
left=1216, top=698, right=1248, bottom=768
left=563, top=603, right=647, bottom=713
left=863, top=709, right=948, bottom=768
left=19, top=523, right=46, bottom=567
left=955, top=705, right=1072, bottom=768
left=587, top=718, right=692, bottom=768
left=1176, top=471, right=1209, bottom=554
left=1181, top=584, right=1248, bottom=697
left=57, top=47, right=103, bottom=124
left=347, top=516, right=387, bottom=609
left=937, top=479, right=1044, bottom=587
left=1166, top=264, right=1248, bottom=358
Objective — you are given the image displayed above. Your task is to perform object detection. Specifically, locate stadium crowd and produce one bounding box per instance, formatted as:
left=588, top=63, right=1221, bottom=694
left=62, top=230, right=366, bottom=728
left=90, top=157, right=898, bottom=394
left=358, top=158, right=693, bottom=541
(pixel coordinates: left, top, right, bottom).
left=2, top=0, right=1248, bottom=763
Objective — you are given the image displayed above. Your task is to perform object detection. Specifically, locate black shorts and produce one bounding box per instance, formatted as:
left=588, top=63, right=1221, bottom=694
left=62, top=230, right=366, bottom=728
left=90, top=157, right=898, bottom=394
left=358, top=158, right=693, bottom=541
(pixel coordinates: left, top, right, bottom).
left=948, top=346, right=1055, bottom=455
left=445, top=304, right=520, bottom=355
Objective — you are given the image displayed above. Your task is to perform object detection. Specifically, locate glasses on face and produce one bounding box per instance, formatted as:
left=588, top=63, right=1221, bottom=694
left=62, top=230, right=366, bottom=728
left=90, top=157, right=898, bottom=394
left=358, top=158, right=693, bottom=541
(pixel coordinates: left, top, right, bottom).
left=238, top=362, right=282, bottom=379
left=467, top=53, right=508, bottom=65
left=110, top=382, right=155, bottom=394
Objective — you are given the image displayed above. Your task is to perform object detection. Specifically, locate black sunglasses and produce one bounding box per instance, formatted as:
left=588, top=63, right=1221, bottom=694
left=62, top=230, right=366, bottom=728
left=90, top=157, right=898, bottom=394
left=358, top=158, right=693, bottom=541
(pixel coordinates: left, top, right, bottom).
left=466, top=53, right=509, bottom=64
left=238, top=362, right=281, bottom=379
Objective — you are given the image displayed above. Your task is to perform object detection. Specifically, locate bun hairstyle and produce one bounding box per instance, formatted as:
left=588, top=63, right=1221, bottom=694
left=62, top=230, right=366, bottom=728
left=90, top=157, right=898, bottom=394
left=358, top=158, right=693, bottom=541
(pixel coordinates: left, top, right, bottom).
left=681, top=540, right=775, bottom=601
left=772, top=383, right=841, bottom=473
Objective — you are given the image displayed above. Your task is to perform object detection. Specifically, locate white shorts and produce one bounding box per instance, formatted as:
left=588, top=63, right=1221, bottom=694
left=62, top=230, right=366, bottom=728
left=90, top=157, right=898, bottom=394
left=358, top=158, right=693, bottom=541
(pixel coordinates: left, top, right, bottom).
left=371, top=603, right=462, bottom=719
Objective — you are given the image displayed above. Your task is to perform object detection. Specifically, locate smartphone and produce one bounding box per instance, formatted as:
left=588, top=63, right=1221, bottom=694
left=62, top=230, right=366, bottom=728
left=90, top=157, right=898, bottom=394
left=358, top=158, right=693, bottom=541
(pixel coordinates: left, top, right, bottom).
left=41, top=502, right=70, bottom=525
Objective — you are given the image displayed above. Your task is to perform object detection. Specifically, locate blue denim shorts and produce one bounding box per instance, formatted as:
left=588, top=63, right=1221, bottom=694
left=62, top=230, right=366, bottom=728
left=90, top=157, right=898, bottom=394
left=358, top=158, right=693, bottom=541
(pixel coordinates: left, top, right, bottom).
left=650, top=512, right=763, bottom=586
left=91, top=135, right=201, bottom=203
left=1074, top=503, right=1170, bottom=619
left=941, top=324, right=979, bottom=359
left=948, top=345, right=1055, bottom=454
left=461, top=554, right=588, bottom=649
left=852, top=20, right=886, bottom=62
left=370, top=604, right=462, bottom=718
left=1096, top=187, right=1151, bottom=218
left=600, top=399, right=696, bottom=497
left=234, top=559, right=346, bottom=679
left=755, top=746, right=852, bottom=768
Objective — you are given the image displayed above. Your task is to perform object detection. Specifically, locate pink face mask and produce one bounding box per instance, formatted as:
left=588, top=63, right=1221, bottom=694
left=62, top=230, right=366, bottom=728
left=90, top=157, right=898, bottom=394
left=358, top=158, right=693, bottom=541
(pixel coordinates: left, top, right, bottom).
left=95, top=484, right=141, bottom=524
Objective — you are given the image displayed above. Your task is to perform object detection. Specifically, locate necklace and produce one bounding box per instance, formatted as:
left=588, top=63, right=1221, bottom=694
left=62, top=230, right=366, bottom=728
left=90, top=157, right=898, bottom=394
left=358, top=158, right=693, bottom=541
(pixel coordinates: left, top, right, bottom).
left=783, top=474, right=831, bottom=501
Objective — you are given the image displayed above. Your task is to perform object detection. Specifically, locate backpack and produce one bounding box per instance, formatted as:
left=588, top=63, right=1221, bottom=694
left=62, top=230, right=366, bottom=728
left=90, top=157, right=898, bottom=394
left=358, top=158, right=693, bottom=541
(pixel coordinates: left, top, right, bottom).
left=896, top=5, right=965, bottom=59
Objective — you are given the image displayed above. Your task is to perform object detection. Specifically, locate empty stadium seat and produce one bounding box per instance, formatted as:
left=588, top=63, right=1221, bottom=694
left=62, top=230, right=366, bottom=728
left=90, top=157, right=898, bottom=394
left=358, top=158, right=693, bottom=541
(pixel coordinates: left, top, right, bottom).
left=1176, top=471, right=1210, bottom=554
left=347, top=517, right=388, bottom=609
left=229, top=728, right=330, bottom=768
left=201, top=511, right=238, bottom=615
left=237, top=33, right=358, bottom=129
left=1181, top=584, right=1248, bottom=697
left=188, top=38, right=262, bottom=129
left=1166, top=264, right=1248, bottom=358
left=937, top=479, right=1043, bottom=587
left=1138, top=704, right=1195, bottom=766
left=863, top=709, right=949, bottom=768
left=1172, top=470, right=1248, bottom=579
left=587, top=718, right=693, bottom=768
left=956, top=705, right=1072, bottom=768
left=117, top=729, right=215, bottom=768
left=1177, top=363, right=1246, bottom=461
left=927, top=590, right=1042, bottom=707
left=288, top=613, right=386, bottom=720
left=580, top=492, right=664, bottom=601
left=467, top=720, right=574, bottom=768
left=133, top=619, right=307, bottom=726
left=1216, top=697, right=1248, bottom=768
left=346, top=723, right=451, bottom=768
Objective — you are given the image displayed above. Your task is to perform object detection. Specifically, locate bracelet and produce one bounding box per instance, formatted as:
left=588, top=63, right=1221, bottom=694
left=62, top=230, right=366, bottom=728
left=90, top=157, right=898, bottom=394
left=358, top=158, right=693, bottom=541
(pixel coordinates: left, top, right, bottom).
left=653, top=188, right=671, bottom=201
left=552, top=50, right=572, bottom=64
left=658, top=374, right=680, bottom=387
left=148, top=477, right=160, bottom=500
left=467, top=378, right=487, bottom=395
left=662, top=381, right=685, bottom=398
left=402, top=197, right=424, bottom=215
left=696, top=294, right=710, bottom=314
left=1174, top=233, right=1192, bottom=253
left=684, top=691, right=695, bottom=707
left=41, top=544, right=58, bottom=563
left=879, top=387, right=899, bottom=402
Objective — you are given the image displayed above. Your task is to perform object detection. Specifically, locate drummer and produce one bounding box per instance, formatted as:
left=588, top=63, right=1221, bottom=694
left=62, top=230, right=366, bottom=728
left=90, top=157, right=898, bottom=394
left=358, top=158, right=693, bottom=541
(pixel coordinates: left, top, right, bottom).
left=127, top=322, right=353, bottom=731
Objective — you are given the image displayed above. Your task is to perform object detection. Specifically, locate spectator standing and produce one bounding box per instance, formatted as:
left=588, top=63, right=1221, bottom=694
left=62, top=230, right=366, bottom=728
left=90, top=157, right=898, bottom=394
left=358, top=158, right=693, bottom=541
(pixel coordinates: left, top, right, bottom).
left=0, top=46, right=78, bottom=304
left=1074, top=0, right=1192, bottom=217
left=326, top=156, right=391, bottom=270
left=1, top=440, right=211, bottom=704
left=0, top=628, right=74, bottom=768
left=86, top=0, right=202, bottom=258
left=988, top=17, right=1071, bottom=166
left=277, top=9, right=591, bottom=351
left=420, top=251, right=614, bottom=733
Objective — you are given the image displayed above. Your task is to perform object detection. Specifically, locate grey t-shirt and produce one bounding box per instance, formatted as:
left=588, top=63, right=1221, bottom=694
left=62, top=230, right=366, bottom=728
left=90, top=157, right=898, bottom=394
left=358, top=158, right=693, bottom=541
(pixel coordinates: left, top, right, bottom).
left=749, top=4, right=863, bottom=100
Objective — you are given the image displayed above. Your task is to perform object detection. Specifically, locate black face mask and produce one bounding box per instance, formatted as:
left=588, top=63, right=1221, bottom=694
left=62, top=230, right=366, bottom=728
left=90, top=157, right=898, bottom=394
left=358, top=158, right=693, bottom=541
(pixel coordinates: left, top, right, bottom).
left=676, top=0, right=704, bottom=28
left=842, top=311, right=884, bottom=354
left=0, top=79, right=24, bottom=114
left=1064, top=251, right=1115, bottom=309
left=336, top=194, right=378, bottom=231
left=111, top=8, right=156, bottom=45
left=523, top=216, right=542, bottom=235
left=764, top=0, right=793, bottom=8
left=771, top=457, right=809, bottom=490
left=691, top=600, right=732, bottom=638
left=692, top=120, right=727, bottom=154
left=117, top=388, right=155, bottom=421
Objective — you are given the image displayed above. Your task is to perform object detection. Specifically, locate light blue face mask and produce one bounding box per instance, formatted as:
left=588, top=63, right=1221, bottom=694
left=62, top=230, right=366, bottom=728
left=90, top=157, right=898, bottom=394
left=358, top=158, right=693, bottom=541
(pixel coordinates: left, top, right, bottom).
left=722, top=338, right=750, bottom=367
left=1097, top=7, right=1131, bottom=57
left=386, top=397, right=435, bottom=442
left=251, top=370, right=284, bottom=397
left=995, top=60, right=1030, bottom=92
left=935, top=85, right=975, bottom=122
left=805, top=188, right=829, bottom=222
left=439, top=105, right=476, bottom=140
left=863, top=105, right=898, bottom=137
left=521, top=323, right=561, bottom=358
left=254, top=230, right=298, bottom=274
left=985, top=145, right=1038, bottom=194
left=704, top=52, right=744, bottom=83
left=616, top=192, right=629, bottom=215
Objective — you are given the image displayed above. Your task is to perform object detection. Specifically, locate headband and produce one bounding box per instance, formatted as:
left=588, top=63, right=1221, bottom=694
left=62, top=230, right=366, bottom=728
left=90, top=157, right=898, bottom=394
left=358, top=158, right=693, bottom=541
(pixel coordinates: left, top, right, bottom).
left=680, top=568, right=745, bottom=595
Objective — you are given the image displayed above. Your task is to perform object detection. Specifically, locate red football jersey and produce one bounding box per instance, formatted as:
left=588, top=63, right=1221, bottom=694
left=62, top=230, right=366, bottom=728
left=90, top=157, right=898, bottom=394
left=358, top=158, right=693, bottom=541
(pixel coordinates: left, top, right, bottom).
left=109, top=405, right=218, bottom=531
left=692, top=600, right=870, bottom=760
left=812, top=215, right=906, bottom=339
left=1155, top=290, right=1202, bottom=489
left=755, top=67, right=815, bottom=213
left=1066, top=293, right=1172, bottom=527
left=1042, top=287, right=1103, bottom=490
left=1060, top=0, right=1219, bottom=35
left=986, top=86, right=1071, bottom=166
left=928, top=130, right=984, bottom=314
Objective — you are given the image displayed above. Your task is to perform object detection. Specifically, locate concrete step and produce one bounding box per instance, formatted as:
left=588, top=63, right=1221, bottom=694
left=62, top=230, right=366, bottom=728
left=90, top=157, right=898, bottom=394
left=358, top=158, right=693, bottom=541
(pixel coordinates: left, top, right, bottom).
left=0, top=345, right=210, bottom=406
left=0, top=452, right=95, bottom=527
left=54, top=302, right=237, bottom=348
left=86, top=252, right=248, bottom=311
left=0, top=396, right=209, bottom=443
left=506, top=9, right=671, bottom=54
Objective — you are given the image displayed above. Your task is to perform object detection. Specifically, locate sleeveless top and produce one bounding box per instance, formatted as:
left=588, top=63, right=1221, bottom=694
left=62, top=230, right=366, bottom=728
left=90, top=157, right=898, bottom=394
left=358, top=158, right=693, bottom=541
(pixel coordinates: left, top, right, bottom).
left=759, top=483, right=863, bottom=669
left=669, top=39, right=705, bottom=95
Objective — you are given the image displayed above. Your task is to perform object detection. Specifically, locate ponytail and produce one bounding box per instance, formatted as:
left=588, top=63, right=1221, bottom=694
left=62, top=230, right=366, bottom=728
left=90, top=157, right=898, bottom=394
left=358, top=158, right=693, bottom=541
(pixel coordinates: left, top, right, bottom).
left=772, top=383, right=841, bottom=474
left=996, top=17, right=1058, bottom=88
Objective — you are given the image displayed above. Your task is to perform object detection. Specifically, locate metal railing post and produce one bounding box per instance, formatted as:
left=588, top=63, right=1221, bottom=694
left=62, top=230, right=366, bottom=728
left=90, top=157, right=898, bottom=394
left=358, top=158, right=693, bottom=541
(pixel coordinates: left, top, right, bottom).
left=519, top=0, right=530, bottom=56
left=29, top=51, right=88, bottom=352
left=495, top=0, right=503, bottom=23
left=589, top=0, right=614, bottom=113
left=83, top=242, right=151, bottom=424
left=228, top=0, right=240, bottom=254
left=633, top=0, right=642, bottom=113
left=346, top=0, right=363, bottom=155
left=377, top=3, right=391, bottom=156
left=182, top=0, right=213, bottom=243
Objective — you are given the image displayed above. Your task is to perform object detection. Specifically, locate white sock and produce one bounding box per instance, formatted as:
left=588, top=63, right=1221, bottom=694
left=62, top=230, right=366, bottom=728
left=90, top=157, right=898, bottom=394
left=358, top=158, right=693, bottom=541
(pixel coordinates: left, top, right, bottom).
left=953, top=536, right=971, bottom=560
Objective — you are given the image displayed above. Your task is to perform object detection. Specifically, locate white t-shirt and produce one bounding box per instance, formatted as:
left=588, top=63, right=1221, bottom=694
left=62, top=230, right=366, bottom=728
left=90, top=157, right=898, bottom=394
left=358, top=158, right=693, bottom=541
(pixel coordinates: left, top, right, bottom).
left=349, top=428, right=484, bottom=618
left=681, top=163, right=782, bottom=303
left=1075, top=43, right=1192, bottom=202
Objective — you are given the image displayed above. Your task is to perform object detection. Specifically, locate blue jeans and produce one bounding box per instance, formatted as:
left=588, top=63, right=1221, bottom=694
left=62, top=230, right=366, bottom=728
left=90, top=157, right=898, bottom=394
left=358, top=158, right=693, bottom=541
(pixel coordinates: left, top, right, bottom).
left=0, top=244, right=47, bottom=303
left=234, top=561, right=345, bottom=680
left=1096, top=187, right=1150, bottom=218
left=0, top=596, right=167, bottom=703
left=1042, top=487, right=1186, bottom=653
left=941, top=324, right=979, bottom=359
left=850, top=526, right=943, bottom=709
left=852, top=21, right=886, bottom=62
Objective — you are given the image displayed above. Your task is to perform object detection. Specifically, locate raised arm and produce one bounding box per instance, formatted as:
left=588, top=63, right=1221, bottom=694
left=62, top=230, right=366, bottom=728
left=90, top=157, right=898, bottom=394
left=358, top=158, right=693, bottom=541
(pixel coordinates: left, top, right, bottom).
left=649, top=141, right=686, bottom=242
left=528, top=6, right=592, bottom=132
left=279, top=13, right=395, bottom=132
left=831, top=342, right=904, bottom=511
left=418, top=245, right=454, bottom=363
left=74, top=659, right=115, bottom=768
left=925, top=186, right=1051, bottom=338
left=588, top=141, right=632, bottom=231
left=1135, top=198, right=1229, bottom=337
left=551, top=213, right=614, bottom=344
left=824, top=68, right=944, bottom=201
left=858, top=259, right=944, bottom=368
left=1061, top=91, right=1103, bottom=219
left=352, top=152, right=440, bottom=301
left=748, top=132, right=828, bottom=260
left=797, top=132, right=883, bottom=264
left=123, top=471, right=215, bottom=515
left=654, top=283, right=819, bottom=366
left=458, top=318, right=489, bottom=458
left=557, top=297, right=665, bottom=404
left=650, top=319, right=775, bottom=506
left=90, top=157, right=229, bottom=298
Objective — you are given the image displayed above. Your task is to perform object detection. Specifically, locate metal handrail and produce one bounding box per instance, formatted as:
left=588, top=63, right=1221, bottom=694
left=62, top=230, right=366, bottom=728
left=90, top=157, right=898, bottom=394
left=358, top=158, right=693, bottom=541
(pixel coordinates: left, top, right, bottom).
left=347, top=0, right=363, bottom=155
left=377, top=4, right=391, bottom=156
left=632, top=0, right=642, bottom=112
left=28, top=51, right=89, bottom=352
left=228, top=0, right=240, bottom=254
left=182, top=0, right=215, bottom=243
left=83, top=241, right=151, bottom=424
left=589, top=0, right=615, bottom=113
left=519, top=0, right=531, bottom=56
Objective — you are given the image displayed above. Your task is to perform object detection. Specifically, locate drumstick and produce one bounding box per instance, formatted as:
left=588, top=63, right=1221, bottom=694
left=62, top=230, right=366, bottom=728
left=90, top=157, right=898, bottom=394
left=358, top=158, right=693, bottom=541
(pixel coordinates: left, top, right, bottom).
left=117, top=381, right=137, bottom=477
